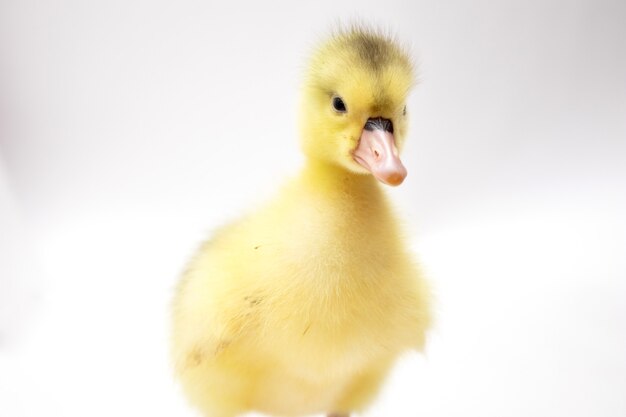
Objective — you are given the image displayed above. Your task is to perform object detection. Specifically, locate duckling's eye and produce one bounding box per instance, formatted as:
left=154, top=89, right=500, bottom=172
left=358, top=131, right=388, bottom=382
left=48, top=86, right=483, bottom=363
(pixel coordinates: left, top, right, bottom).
left=332, top=96, right=347, bottom=113
left=403, top=106, right=407, bottom=116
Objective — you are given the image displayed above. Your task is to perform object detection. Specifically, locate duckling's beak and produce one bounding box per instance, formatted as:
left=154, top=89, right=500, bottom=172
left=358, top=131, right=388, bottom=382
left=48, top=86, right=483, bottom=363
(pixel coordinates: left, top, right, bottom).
left=353, top=118, right=407, bottom=186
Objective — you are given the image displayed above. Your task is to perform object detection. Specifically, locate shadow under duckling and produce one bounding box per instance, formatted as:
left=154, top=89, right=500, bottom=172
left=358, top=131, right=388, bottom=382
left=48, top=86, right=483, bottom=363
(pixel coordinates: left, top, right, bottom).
left=171, top=25, right=431, bottom=417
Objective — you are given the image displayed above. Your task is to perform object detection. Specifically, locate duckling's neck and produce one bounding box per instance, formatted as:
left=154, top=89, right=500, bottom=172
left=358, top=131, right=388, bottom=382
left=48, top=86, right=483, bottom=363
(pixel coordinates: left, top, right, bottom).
left=294, top=158, right=400, bottom=262
left=299, top=158, right=384, bottom=203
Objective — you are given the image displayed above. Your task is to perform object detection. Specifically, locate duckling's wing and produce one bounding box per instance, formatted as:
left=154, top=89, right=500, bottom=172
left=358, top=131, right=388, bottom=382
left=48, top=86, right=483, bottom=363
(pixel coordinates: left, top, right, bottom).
left=171, top=262, right=260, bottom=373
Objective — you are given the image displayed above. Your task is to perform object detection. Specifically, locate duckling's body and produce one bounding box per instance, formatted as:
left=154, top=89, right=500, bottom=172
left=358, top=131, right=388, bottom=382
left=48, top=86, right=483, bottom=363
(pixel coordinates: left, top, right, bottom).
left=172, top=27, right=430, bottom=417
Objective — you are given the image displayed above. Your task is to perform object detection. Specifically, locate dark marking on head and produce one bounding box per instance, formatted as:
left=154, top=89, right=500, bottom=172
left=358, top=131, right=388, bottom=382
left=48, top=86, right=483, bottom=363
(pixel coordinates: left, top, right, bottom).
left=309, top=27, right=412, bottom=79
left=349, top=32, right=391, bottom=73
left=372, top=93, right=393, bottom=112
left=329, top=26, right=412, bottom=78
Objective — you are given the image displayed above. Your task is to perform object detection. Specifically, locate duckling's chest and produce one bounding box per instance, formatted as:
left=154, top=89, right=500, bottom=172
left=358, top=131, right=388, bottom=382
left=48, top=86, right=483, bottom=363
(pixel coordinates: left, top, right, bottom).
left=269, top=192, right=409, bottom=323
left=245, top=191, right=418, bottom=377
left=283, top=190, right=398, bottom=263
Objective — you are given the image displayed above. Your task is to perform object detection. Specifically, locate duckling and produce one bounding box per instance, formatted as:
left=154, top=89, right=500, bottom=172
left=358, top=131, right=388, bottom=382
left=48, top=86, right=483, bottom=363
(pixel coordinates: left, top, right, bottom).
left=171, top=26, right=431, bottom=417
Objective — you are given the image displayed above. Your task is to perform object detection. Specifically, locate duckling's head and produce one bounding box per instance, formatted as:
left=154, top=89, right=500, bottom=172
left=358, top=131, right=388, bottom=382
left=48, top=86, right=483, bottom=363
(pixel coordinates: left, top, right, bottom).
left=300, top=26, right=415, bottom=186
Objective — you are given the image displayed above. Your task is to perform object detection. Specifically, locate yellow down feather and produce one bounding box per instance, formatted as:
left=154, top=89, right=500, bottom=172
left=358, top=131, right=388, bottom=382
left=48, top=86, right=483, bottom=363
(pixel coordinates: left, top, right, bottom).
left=171, top=25, right=431, bottom=417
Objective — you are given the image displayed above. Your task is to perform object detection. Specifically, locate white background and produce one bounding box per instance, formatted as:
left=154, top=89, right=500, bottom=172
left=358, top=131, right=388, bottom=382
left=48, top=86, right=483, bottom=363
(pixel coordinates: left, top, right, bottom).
left=1, top=0, right=625, bottom=416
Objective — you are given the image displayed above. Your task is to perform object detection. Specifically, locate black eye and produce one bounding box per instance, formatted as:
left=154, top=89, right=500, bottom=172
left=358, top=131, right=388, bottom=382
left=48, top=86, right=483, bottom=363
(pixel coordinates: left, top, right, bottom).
left=403, top=105, right=407, bottom=116
left=332, top=96, right=347, bottom=113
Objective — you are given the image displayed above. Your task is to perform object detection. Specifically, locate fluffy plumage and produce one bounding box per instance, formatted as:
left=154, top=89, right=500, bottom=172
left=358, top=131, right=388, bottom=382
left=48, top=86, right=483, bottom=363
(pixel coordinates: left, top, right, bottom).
left=171, top=26, right=431, bottom=417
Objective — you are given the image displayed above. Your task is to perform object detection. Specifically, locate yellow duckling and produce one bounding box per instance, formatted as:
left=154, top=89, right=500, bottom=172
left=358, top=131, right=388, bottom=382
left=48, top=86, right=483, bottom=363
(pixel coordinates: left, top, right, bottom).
left=171, top=26, right=431, bottom=417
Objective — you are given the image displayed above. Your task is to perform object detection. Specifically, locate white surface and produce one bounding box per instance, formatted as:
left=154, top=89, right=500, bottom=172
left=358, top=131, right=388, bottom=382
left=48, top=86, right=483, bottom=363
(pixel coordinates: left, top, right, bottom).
left=1, top=0, right=625, bottom=416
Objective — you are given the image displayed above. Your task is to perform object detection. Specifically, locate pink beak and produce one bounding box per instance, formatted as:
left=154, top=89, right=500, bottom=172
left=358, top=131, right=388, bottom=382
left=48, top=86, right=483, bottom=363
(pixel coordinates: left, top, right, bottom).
left=353, top=120, right=407, bottom=186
